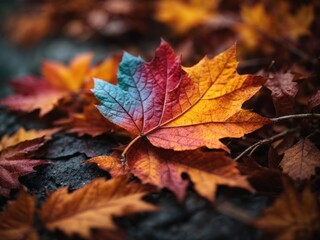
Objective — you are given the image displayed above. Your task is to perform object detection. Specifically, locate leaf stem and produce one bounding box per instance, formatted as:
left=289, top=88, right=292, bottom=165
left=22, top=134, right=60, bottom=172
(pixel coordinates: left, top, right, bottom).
left=271, top=113, right=320, bottom=122
left=121, top=135, right=142, bottom=158
left=234, top=128, right=299, bottom=162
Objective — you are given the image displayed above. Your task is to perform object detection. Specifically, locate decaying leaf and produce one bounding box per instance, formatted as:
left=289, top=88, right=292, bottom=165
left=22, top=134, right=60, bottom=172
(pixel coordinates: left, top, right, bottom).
left=254, top=179, right=320, bottom=240
left=87, top=151, right=130, bottom=177
left=155, top=0, right=219, bottom=34
left=0, top=190, right=38, bottom=240
left=93, top=41, right=270, bottom=154
left=280, top=139, right=320, bottom=181
left=265, top=73, right=298, bottom=116
left=126, top=140, right=252, bottom=201
left=39, top=176, right=157, bottom=238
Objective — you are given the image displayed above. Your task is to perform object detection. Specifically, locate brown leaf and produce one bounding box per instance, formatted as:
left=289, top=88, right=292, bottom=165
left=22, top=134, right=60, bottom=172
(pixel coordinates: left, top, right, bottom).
left=127, top=140, right=253, bottom=201
left=308, top=90, right=320, bottom=110
left=39, top=176, right=158, bottom=238
left=265, top=73, right=298, bottom=116
left=254, top=179, right=320, bottom=240
left=0, top=190, right=38, bottom=240
left=280, top=139, right=320, bottom=181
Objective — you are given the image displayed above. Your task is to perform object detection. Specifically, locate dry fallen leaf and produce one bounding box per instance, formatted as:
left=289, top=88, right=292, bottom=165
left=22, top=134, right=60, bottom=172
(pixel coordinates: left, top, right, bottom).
left=0, top=137, right=47, bottom=197
left=280, top=138, right=320, bottom=181
left=265, top=73, right=298, bottom=116
left=93, top=41, right=270, bottom=154
left=0, top=190, right=38, bottom=240
left=39, top=176, right=158, bottom=238
left=126, top=140, right=252, bottom=201
left=254, top=179, right=320, bottom=240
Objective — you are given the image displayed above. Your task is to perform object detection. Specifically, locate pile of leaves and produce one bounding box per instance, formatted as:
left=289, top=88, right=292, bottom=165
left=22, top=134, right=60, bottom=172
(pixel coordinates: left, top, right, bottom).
left=1, top=0, right=320, bottom=240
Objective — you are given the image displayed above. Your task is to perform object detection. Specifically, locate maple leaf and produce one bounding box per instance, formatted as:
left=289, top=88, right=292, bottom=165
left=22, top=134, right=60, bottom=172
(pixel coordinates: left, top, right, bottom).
left=0, top=77, right=66, bottom=116
left=1, top=54, right=120, bottom=116
left=155, top=0, right=219, bottom=34
left=93, top=41, right=270, bottom=154
left=0, top=128, right=52, bottom=196
left=280, top=139, right=320, bottom=181
left=87, top=151, right=130, bottom=177
left=125, top=140, right=252, bottom=201
left=265, top=73, right=298, bottom=116
left=39, top=176, right=158, bottom=238
left=0, top=138, right=47, bottom=197
left=0, top=190, right=38, bottom=240
left=254, top=179, right=320, bottom=240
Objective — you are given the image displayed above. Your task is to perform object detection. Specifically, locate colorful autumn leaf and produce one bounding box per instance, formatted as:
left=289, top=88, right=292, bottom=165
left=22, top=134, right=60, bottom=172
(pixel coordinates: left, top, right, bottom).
left=93, top=41, right=270, bottom=154
left=0, top=54, right=121, bottom=116
left=125, top=140, right=252, bottom=201
left=280, top=139, right=320, bottom=181
left=155, top=0, right=219, bottom=34
left=39, top=176, right=158, bottom=238
left=265, top=73, right=298, bottom=116
left=0, top=77, right=66, bottom=116
left=0, top=190, right=38, bottom=240
left=254, top=179, right=320, bottom=240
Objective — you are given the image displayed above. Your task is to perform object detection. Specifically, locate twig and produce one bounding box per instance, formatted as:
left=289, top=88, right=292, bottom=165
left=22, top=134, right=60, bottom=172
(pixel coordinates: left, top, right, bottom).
left=271, top=113, right=320, bottom=122
left=214, top=201, right=254, bottom=224
left=234, top=128, right=299, bottom=162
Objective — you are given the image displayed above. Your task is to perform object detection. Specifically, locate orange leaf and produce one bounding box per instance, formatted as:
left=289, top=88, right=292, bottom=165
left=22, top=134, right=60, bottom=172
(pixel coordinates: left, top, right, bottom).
left=0, top=190, right=38, bottom=240
left=42, top=53, right=93, bottom=91
left=39, top=176, right=158, bottom=238
left=127, top=140, right=253, bottom=201
left=254, top=179, right=320, bottom=240
left=280, top=139, right=320, bottom=181
left=87, top=151, right=130, bottom=177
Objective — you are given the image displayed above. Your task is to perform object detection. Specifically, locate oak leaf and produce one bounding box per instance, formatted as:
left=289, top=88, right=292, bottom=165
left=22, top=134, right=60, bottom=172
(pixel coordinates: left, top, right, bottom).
left=126, top=140, right=252, bottom=201
left=39, top=176, right=157, bottom=238
left=155, top=0, right=219, bottom=34
left=0, top=190, right=38, bottom=240
left=280, top=139, right=320, bottom=181
left=93, top=41, right=270, bottom=154
left=254, top=179, right=320, bottom=240
left=265, top=73, right=298, bottom=116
